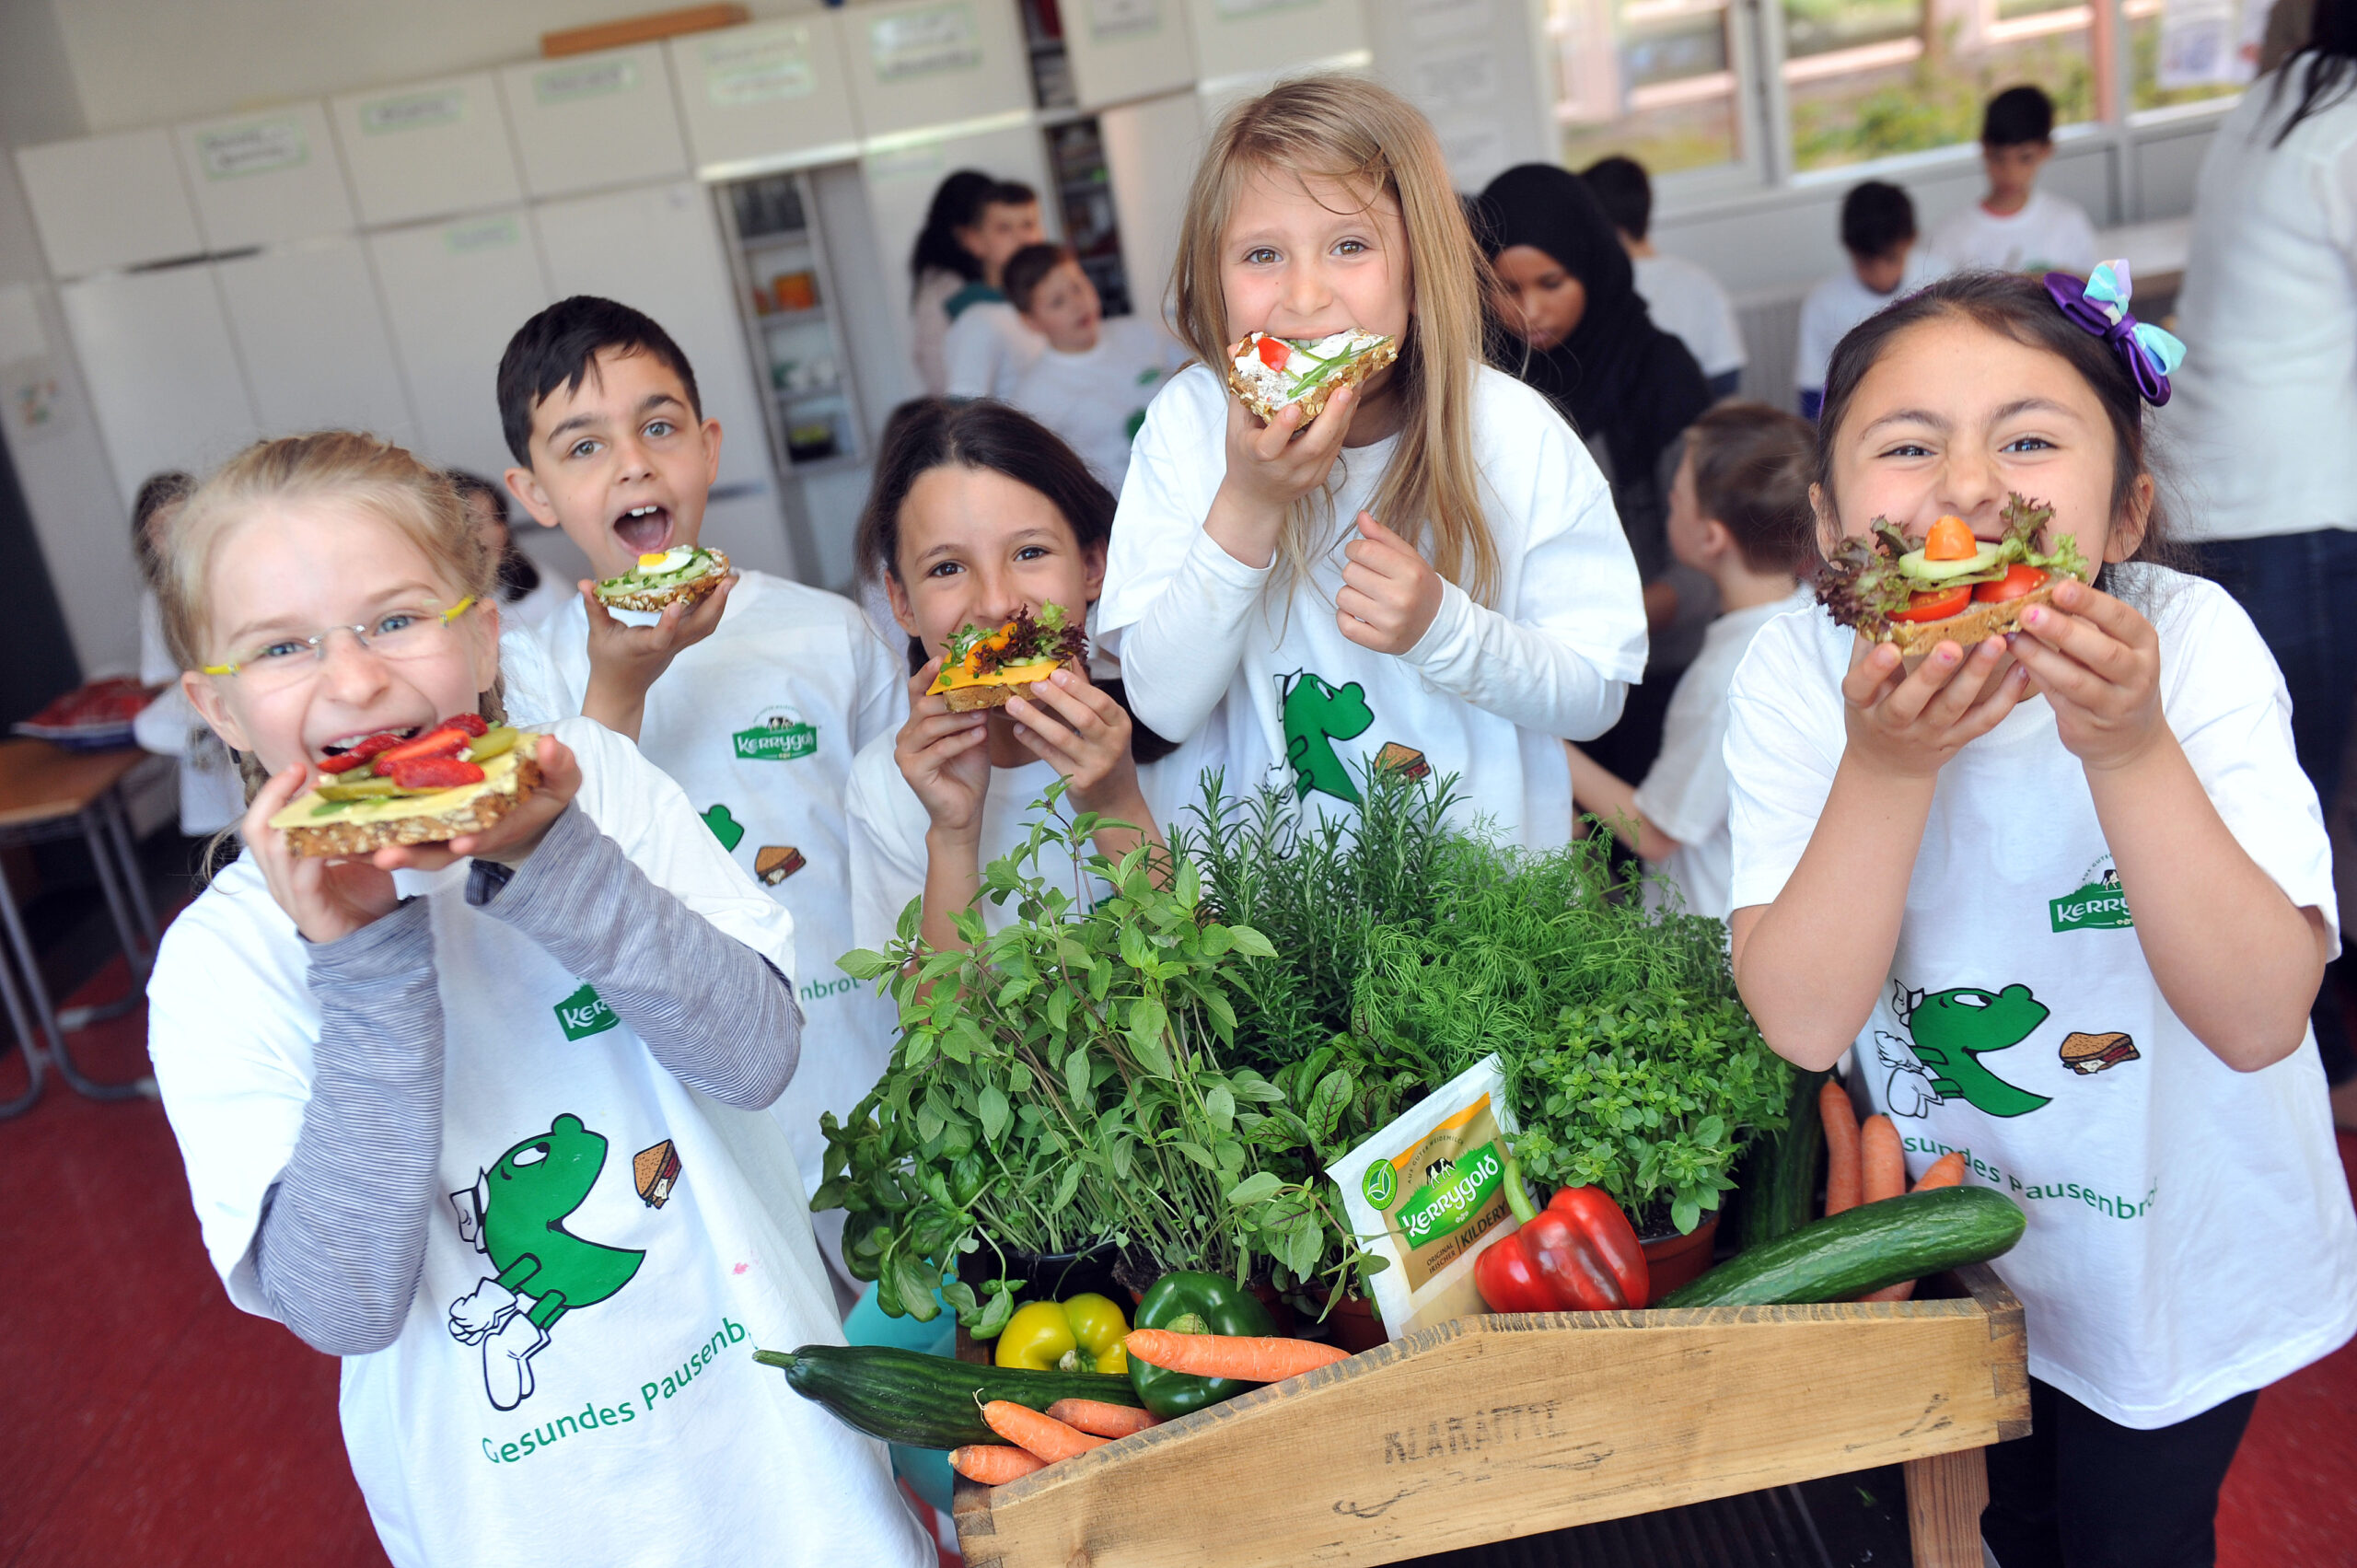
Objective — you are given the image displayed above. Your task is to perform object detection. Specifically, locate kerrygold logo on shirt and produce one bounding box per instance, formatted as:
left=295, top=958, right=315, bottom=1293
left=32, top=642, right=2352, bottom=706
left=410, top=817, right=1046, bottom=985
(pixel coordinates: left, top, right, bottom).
left=2050, top=854, right=2131, bottom=933
left=554, top=982, right=619, bottom=1041
left=733, top=706, right=818, bottom=762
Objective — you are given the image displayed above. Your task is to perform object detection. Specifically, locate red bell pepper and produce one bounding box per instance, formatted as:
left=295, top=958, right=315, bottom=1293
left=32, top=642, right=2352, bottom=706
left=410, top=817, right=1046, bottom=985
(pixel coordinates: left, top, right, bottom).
left=1472, top=1156, right=1650, bottom=1314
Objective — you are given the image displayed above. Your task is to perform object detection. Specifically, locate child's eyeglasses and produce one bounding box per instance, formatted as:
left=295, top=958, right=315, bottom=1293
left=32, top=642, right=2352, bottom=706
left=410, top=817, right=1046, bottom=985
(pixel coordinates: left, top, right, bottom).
left=201, top=598, right=478, bottom=691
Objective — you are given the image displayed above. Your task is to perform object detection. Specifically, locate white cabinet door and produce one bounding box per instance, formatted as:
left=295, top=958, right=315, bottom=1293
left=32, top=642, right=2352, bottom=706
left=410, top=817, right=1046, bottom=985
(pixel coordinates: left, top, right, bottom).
left=668, top=17, right=864, bottom=173
left=16, top=129, right=203, bottom=278
left=1062, top=0, right=1198, bottom=108
left=215, top=238, right=416, bottom=447
left=331, top=73, right=525, bottom=229
left=844, top=0, right=1034, bottom=139
left=501, top=45, right=691, bottom=199
left=175, top=102, right=355, bottom=250
left=367, top=211, right=553, bottom=481
left=533, top=182, right=792, bottom=578
left=1184, top=0, right=1367, bottom=86
left=60, top=266, right=260, bottom=506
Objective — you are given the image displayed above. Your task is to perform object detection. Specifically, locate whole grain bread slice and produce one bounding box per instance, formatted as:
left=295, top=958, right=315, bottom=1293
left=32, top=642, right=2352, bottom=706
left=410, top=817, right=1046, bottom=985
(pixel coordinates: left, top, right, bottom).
left=1227, top=335, right=1399, bottom=425
left=595, top=547, right=732, bottom=613
left=280, top=755, right=543, bottom=858
left=1886, top=576, right=2066, bottom=656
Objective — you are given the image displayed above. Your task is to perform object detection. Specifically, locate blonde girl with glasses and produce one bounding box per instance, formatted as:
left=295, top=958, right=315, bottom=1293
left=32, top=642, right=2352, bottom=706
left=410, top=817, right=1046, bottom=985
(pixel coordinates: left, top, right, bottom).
left=149, top=433, right=931, bottom=1568
left=1095, top=75, right=1647, bottom=842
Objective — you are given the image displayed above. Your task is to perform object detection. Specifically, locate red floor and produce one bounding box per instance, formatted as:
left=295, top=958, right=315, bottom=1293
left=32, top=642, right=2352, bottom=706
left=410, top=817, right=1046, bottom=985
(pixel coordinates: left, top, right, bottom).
left=3, top=952, right=2352, bottom=1567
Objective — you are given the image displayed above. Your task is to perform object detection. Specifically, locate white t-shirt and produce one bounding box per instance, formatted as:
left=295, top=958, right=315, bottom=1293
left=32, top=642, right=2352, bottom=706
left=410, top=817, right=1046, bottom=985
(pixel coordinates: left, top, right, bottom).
left=1629, top=586, right=1809, bottom=922
left=944, top=299, right=1045, bottom=401
left=500, top=572, right=908, bottom=1227
left=845, top=726, right=1222, bottom=954
left=1006, top=316, right=1192, bottom=493
left=1724, top=573, right=2357, bottom=1427
left=1795, top=248, right=1946, bottom=394
left=1929, top=188, right=2099, bottom=277
left=1097, top=364, right=1648, bottom=852
left=146, top=717, right=932, bottom=1568
left=134, top=591, right=244, bottom=836
left=1633, top=252, right=1747, bottom=379
left=2162, top=75, right=2357, bottom=541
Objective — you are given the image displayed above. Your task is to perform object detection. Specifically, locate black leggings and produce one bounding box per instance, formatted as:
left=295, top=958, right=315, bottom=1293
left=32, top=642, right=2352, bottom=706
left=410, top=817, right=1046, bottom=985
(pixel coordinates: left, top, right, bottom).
left=1980, top=1376, right=2258, bottom=1568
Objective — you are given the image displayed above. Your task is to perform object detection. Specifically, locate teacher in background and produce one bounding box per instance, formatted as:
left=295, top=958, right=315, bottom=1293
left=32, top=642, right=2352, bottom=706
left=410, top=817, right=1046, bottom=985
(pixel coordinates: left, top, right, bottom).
left=1476, top=163, right=1713, bottom=785
left=2165, top=0, right=2357, bottom=1118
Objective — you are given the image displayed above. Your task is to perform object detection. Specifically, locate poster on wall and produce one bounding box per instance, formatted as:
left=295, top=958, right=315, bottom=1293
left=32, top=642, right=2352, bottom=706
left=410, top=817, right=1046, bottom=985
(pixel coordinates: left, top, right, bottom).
left=2156, top=0, right=2258, bottom=89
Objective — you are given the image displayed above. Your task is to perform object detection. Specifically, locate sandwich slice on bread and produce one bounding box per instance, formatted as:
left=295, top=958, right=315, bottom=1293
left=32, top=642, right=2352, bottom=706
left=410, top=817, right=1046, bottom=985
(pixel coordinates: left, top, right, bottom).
left=1817, top=495, right=2092, bottom=655
left=928, top=603, right=1087, bottom=713
left=270, top=714, right=540, bottom=857
left=594, top=544, right=730, bottom=612
left=1227, top=329, right=1398, bottom=424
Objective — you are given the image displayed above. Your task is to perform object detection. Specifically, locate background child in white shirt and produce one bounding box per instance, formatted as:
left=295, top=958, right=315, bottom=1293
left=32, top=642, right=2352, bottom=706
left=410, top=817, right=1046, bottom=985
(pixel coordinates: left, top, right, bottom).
left=1002, top=242, right=1191, bottom=494
left=1097, top=75, right=1646, bottom=850
left=149, top=432, right=928, bottom=1568
left=1565, top=402, right=1817, bottom=922
left=1727, top=270, right=2356, bottom=1567
left=493, top=297, right=905, bottom=1289
left=1929, top=84, right=2099, bottom=276
left=1796, top=180, right=1941, bottom=419
left=940, top=180, right=1047, bottom=401
left=847, top=397, right=1203, bottom=962
left=1583, top=155, right=1749, bottom=399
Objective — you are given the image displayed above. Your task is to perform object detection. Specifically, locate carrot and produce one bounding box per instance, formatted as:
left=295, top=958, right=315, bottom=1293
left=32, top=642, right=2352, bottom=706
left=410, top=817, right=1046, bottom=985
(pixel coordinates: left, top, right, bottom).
left=981, top=1400, right=1107, bottom=1464
left=1045, top=1399, right=1162, bottom=1439
left=1861, top=1114, right=1907, bottom=1205
left=1912, top=1151, right=1968, bottom=1191
left=949, top=1445, right=1047, bottom=1484
left=1819, top=1078, right=1862, bottom=1217
left=1122, top=1330, right=1350, bottom=1382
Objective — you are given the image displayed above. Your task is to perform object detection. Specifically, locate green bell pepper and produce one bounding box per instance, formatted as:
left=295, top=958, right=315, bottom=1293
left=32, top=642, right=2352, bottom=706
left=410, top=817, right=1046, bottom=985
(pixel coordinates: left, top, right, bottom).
left=1128, top=1270, right=1276, bottom=1418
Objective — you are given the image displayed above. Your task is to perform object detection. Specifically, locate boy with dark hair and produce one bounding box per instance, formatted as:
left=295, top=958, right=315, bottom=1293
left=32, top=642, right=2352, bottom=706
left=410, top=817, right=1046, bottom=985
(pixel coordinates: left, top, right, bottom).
left=943, top=179, right=1048, bottom=400
left=1930, top=83, right=2098, bottom=274
left=1582, top=155, right=1747, bottom=398
left=1565, top=402, right=1817, bottom=921
left=496, top=295, right=903, bottom=1288
left=1795, top=181, right=1943, bottom=418
left=1002, top=242, right=1189, bottom=491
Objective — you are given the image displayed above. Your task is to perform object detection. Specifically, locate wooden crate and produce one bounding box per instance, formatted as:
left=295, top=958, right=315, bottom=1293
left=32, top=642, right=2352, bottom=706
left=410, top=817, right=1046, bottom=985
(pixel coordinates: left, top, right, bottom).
left=954, top=1266, right=2028, bottom=1568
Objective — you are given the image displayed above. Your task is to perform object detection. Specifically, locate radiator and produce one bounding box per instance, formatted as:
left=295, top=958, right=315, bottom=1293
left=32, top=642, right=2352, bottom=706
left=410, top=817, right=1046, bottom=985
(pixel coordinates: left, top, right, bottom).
left=1733, top=289, right=1806, bottom=411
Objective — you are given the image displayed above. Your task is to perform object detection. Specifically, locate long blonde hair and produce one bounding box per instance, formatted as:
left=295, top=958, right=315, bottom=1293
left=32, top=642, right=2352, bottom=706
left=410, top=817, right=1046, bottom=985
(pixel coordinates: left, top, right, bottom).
left=162, top=431, right=504, bottom=804
left=1170, top=75, right=1498, bottom=605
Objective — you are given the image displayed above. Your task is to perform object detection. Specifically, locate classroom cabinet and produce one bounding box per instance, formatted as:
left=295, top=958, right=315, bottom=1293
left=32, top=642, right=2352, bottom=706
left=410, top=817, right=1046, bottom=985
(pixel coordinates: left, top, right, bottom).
left=15, top=128, right=203, bottom=278
left=844, top=0, right=1035, bottom=139
left=668, top=17, right=865, bottom=174
left=214, top=238, right=416, bottom=449
left=60, top=265, right=260, bottom=507
left=1182, top=0, right=1366, bottom=87
left=367, top=210, right=554, bottom=482
left=500, top=44, right=692, bottom=199
left=174, top=102, right=355, bottom=250
left=331, top=73, right=526, bottom=229
left=1062, top=0, right=1200, bottom=109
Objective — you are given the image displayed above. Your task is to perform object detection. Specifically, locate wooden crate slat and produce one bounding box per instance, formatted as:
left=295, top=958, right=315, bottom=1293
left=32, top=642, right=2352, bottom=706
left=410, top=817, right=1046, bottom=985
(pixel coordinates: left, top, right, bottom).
left=957, top=1266, right=2027, bottom=1568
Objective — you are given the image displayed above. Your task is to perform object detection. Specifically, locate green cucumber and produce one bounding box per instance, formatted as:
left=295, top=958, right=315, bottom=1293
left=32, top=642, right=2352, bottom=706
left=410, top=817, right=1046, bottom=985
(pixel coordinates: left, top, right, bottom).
left=754, top=1343, right=1142, bottom=1450
left=596, top=549, right=720, bottom=598
left=466, top=726, right=519, bottom=761
left=1736, top=1067, right=1827, bottom=1251
left=1898, top=543, right=2004, bottom=582
left=1662, top=1185, right=2024, bottom=1307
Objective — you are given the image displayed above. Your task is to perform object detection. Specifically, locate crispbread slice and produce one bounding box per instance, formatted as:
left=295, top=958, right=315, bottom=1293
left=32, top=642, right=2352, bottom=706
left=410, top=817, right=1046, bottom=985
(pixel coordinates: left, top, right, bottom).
left=1886, top=576, right=2067, bottom=656
left=595, top=547, right=731, bottom=612
left=274, top=753, right=542, bottom=858
left=1226, top=333, right=1399, bottom=425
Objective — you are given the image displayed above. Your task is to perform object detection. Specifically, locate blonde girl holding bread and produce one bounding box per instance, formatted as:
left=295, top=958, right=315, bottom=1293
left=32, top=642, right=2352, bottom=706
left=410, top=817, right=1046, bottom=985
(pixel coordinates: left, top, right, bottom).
left=1095, top=75, right=1645, bottom=843
left=146, top=433, right=928, bottom=1568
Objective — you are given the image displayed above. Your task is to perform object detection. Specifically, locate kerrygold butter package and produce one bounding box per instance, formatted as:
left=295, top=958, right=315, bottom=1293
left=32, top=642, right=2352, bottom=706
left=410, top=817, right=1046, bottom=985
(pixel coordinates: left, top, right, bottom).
left=1329, top=1055, right=1519, bottom=1341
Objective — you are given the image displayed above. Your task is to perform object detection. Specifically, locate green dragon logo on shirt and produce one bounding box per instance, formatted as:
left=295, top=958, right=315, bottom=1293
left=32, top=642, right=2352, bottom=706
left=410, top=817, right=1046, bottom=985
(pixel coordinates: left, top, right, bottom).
left=1278, top=669, right=1374, bottom=803
left=1888, top=981, right=2052, bottom=1119
left=447, top=1114, right=651, bottom=1411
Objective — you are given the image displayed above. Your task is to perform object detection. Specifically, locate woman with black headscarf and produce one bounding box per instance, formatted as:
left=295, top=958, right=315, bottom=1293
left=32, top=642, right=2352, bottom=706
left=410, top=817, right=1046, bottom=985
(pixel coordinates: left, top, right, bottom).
left=1476, top=162, right=1713, bottom=781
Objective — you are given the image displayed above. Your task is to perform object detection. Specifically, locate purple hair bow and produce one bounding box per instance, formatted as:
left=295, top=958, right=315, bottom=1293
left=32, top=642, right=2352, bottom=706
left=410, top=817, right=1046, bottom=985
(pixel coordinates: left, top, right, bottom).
left=2044, top=261, right=2185, bottom=407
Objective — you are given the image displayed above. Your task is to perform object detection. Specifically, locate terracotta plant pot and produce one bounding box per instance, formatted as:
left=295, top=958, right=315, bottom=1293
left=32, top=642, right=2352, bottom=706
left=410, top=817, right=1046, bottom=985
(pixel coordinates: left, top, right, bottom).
left=1326, top=1292, right=1387, bottom=1353
left=1638, top=1213, right=1721, bottom=1305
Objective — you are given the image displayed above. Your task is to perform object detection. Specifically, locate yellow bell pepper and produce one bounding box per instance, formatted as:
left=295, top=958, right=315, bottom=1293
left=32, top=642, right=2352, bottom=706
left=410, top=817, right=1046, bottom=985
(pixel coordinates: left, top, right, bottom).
left=993, top=1293, right=1130, bottom=1376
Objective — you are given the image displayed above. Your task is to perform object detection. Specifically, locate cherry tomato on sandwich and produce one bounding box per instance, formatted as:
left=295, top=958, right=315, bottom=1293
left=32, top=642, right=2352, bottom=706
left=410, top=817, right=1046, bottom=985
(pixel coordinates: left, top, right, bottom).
left=1924, top=515, right=1978, bottom=561
left=1973, top=564, right=2049, bottom=603
left=1255, top=335, right=1290, bottom=370
left=1890, top=584, right=1973, bottom=623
